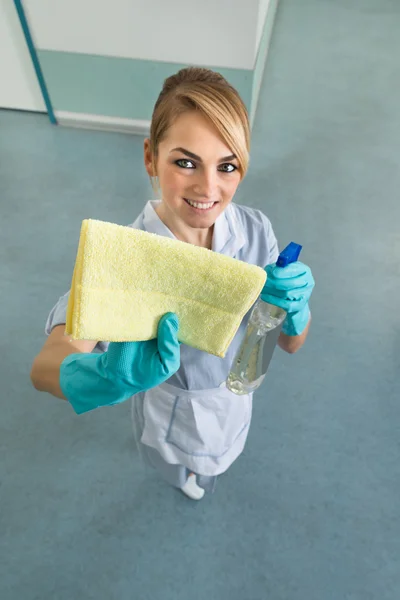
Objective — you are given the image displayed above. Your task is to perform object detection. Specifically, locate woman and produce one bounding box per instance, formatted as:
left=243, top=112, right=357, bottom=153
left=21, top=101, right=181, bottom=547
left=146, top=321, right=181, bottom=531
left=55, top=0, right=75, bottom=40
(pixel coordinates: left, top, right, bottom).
left=31, top=67, right=314, bottom=500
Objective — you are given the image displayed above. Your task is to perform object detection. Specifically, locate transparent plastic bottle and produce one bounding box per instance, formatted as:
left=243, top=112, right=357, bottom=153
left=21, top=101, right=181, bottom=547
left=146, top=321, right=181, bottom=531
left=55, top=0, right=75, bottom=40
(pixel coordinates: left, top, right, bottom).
left=227, top=242, right=302, bottom=395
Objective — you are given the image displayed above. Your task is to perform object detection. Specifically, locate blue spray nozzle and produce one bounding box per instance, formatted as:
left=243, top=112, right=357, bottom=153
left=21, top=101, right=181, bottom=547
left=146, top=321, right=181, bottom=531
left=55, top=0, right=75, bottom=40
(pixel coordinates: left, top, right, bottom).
left=276, top=242, right=302, bottom=268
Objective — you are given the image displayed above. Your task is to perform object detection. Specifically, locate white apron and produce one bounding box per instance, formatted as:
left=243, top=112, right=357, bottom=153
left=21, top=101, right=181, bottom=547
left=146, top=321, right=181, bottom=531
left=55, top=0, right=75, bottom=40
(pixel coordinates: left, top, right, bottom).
left=140, top=380, right=253, bottom=477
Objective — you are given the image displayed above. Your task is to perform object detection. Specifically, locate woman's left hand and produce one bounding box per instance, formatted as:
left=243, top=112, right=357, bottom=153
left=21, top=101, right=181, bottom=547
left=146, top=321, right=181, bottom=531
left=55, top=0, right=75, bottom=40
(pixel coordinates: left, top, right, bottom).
left=261, top=261, right=315, bottom=336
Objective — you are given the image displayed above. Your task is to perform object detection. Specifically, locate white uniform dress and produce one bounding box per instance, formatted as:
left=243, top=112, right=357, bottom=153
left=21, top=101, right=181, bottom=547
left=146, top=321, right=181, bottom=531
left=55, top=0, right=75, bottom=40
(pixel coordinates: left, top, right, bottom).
left=46, top=201, right=279, bottom=493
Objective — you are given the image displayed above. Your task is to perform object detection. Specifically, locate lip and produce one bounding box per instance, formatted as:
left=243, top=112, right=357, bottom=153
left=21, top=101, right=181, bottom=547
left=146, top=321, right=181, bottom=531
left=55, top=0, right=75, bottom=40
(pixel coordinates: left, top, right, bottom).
left=183, top=198, right=218, bottom=213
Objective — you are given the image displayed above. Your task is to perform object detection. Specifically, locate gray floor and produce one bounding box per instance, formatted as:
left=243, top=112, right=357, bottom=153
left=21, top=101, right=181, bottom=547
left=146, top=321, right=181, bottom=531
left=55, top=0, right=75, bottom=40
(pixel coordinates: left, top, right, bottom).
left=1, top=1, right=400, bottom=599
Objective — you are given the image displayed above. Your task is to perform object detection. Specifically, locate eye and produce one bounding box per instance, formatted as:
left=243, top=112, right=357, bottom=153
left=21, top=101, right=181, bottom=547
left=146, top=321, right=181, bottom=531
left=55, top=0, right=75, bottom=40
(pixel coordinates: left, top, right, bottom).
left=175, top=159, right=196, bottom=169
left=218, top=163, right=237, bottom=173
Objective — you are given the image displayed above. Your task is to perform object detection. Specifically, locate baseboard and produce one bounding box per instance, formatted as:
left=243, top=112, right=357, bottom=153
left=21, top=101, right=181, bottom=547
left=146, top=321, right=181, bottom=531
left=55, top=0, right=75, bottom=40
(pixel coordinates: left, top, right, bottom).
left=54, top=111, right=151, bottom=135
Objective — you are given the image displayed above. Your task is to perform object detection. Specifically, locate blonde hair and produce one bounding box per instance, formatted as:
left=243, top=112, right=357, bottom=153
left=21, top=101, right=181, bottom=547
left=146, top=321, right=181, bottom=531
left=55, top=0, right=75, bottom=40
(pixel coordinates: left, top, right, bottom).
left=149, top=67, right=250, bottom=179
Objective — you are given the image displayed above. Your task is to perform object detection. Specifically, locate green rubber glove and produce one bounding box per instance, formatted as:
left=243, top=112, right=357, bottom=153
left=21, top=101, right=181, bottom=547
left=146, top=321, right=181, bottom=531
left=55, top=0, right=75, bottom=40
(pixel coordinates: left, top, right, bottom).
left=60, top=313, right=180, bottom=414
left=261, top=262, right=315, bottom=336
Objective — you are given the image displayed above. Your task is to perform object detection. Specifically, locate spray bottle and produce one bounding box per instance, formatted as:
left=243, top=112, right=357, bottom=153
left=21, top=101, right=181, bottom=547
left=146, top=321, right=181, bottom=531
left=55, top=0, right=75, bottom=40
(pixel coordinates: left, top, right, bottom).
left=226, top=242, right=302, bottom=395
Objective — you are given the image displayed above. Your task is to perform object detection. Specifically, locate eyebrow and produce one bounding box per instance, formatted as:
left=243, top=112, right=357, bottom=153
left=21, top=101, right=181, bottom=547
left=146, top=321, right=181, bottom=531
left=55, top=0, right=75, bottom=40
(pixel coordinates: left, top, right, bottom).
left=170, top=147, right=237, bottom=163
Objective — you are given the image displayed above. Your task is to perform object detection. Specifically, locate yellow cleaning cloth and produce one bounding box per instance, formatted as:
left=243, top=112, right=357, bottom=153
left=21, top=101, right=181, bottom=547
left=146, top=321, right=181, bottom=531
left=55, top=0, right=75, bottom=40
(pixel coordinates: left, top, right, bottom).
left=65, top=219, right=266, bottom=358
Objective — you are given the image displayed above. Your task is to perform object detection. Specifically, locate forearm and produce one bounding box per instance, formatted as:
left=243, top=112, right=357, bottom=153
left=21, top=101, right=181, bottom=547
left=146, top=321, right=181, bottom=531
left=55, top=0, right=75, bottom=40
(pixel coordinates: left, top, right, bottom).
left=30, top=343, right=79, bottom=400
left=278, top=317, right=311, bottom=354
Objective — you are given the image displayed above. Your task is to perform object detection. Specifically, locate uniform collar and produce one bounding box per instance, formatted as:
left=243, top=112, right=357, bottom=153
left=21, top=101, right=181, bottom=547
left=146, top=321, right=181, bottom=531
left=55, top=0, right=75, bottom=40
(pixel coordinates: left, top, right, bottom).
left=142, top=200, right=246, bottom=258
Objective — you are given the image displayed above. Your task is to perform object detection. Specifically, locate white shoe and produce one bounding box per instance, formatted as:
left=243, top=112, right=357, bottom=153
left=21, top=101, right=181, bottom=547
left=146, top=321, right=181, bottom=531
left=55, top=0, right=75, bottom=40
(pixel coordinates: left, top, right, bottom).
left=181, top=474, right=205, bottom=501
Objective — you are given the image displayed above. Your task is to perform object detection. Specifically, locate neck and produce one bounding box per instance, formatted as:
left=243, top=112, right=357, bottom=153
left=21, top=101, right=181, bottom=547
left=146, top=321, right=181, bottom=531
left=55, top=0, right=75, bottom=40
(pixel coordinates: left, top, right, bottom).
left=155, top=203, right=214, bottom=249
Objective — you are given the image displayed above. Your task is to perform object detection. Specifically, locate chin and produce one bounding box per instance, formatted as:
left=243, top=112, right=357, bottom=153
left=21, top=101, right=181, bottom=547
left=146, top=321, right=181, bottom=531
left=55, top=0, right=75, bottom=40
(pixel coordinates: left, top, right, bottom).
left=186, top=210, right=220, bottom=226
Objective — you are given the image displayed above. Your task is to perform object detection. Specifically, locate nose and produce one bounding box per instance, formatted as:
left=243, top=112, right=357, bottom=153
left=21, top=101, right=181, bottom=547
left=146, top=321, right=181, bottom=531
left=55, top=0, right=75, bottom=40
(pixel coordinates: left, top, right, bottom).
left=192, top=168, right=217, bottom=200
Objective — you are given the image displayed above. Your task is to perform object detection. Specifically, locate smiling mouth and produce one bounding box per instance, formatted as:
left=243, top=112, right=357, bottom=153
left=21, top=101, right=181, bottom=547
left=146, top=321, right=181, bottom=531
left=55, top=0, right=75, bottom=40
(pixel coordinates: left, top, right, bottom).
left=184, top=198, right=218, bottom=211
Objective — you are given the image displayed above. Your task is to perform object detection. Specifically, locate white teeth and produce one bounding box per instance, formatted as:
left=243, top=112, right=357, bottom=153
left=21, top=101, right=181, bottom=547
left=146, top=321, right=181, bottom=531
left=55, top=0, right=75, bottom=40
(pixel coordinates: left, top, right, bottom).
left=186, top=199, right=215, bottom=210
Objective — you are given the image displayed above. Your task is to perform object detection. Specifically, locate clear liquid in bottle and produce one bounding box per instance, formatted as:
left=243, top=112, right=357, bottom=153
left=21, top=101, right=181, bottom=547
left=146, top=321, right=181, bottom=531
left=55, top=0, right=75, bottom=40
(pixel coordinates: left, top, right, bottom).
left=227, top=300, right=286, bottom=395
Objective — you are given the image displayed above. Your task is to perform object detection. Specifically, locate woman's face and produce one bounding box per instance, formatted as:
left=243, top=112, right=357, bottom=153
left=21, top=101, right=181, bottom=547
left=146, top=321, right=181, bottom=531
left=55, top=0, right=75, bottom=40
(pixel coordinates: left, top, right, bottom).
left=144, top=111, right=242, bottom=232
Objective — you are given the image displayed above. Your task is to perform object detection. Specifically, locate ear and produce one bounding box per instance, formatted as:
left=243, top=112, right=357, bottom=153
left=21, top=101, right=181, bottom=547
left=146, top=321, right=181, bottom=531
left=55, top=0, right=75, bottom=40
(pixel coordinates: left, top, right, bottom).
left=144, top=138, right=156, bottom=177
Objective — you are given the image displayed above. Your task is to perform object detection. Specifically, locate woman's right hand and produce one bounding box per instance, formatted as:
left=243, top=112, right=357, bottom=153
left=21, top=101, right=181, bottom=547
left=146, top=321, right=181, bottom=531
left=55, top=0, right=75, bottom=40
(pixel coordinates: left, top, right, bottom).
left=60, top=313, right=181, bottom=414
left=104, top=312, right=181, bottom=392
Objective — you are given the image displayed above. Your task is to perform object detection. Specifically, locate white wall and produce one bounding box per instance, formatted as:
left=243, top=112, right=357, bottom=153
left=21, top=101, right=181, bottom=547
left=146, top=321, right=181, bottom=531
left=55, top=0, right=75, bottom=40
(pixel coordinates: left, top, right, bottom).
left=23, top=0, right=259, bottom=70
left=0, top=1, right=45, bottom=111
left=256, top=0, right=271, bottom=55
